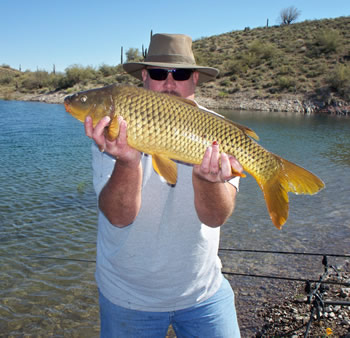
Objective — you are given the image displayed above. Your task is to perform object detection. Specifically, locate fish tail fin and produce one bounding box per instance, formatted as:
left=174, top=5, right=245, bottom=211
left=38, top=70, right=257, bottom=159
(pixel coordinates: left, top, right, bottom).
left=256, top=156, right=325, bottom=229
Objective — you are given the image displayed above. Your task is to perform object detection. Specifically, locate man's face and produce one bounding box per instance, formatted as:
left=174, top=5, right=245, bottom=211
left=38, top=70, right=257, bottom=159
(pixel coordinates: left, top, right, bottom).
left=142, top=67, right=199, bottom=100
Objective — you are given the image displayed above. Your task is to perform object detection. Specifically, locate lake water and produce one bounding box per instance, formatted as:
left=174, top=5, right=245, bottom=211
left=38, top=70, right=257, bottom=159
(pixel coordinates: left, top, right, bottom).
left=0, top=100, right=349, bottom=336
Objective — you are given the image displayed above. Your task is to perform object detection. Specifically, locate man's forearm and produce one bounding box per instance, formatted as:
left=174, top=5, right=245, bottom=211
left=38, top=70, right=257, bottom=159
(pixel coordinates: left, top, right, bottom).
left=192, top=174, right=237, bottom=227
left=99, top=161, right=142, bottom=227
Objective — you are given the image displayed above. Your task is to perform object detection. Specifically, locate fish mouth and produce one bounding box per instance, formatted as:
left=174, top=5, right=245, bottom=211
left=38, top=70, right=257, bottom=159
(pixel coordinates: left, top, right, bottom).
left=64, top=101, right=71, bottom=113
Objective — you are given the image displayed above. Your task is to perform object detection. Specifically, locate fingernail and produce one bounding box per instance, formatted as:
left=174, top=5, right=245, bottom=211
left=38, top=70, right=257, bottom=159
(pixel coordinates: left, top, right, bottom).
left=212, top=140, right=218, bottom=146
left=104, top=116, right=111, bottom=123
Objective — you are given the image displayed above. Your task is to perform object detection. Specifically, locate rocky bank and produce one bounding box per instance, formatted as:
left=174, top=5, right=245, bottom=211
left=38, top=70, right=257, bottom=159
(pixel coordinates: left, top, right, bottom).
left=8, top=88, right=350, bottom=116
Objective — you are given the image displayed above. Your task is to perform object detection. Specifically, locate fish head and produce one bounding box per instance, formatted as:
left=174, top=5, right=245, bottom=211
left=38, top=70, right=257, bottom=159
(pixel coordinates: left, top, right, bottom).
left=64, top=86, right=115, bottom=126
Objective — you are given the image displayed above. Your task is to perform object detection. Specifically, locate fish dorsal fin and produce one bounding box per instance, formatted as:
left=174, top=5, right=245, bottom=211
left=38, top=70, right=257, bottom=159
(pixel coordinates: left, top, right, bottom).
left=229, top=121, right=259, bottom=141
left=171, top=96, right=198, bottom=107
left=152, top=154, right=178, bottom=185
left=168, top=93, right=259, bottom=140
left=200, top=108, right=260, bottom=141
left=210, top=112, right=259, bottom=140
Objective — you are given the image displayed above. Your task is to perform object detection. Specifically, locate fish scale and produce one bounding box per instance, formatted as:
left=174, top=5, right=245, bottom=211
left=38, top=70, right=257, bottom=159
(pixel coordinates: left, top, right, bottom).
left=64, top=84, right=324, bottom=228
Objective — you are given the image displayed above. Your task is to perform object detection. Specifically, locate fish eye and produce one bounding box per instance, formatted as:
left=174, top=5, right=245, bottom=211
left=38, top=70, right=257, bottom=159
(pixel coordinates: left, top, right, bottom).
left=80, top=95, right=88, bottom=103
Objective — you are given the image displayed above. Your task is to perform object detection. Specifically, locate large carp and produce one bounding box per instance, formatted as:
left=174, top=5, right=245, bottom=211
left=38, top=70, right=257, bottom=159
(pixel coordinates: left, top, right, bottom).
left=64, top=84, right=324, bottom=229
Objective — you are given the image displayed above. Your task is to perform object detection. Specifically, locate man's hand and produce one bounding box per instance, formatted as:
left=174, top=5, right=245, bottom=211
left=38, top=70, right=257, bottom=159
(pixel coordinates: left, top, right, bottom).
left=84, top=115, right=141, bottom=167
left=193, top=142, right=243, bottom=183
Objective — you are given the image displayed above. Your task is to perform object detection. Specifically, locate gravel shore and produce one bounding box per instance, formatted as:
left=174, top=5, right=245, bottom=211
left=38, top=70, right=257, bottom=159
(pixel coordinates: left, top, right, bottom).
left=244, top=260, right=350, bottom=337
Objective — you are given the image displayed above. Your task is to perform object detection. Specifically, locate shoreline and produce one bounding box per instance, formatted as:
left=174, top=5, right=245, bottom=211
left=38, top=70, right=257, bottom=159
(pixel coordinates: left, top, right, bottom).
left=2, top=89, right=350, bottom=116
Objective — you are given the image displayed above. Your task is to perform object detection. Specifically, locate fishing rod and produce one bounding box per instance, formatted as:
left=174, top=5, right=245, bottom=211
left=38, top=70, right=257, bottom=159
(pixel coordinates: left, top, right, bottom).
left=26, top=255, right=95, bottom=263
left=219, top=247, right=350, bottom=258
left=23, top=254, right=350, bottom=287
left=221, top=270, right=350, bottom=286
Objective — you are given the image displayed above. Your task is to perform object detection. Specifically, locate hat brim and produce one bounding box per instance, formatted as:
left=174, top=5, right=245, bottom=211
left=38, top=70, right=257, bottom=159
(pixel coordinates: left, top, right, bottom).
left=123, top=62, right=219, bottom=85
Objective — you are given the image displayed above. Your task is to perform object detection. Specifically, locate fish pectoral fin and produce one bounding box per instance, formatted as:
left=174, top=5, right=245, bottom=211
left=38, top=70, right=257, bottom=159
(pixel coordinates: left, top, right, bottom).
left=152, top=154, right=178, bottom=185
left=105, top=116, right=119, bottom=141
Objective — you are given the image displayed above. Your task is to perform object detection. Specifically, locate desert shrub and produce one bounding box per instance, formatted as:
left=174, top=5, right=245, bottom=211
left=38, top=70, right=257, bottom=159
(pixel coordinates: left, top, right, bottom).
left=249, top=40, right=275, bottom=59
left=225, top=60, right=248, bottom=75
left=234, top=40, right=278, bottom=70
left=276, top=75, right=296, bottom=91
left=278, top=65, right=294, bottom=75
left=218, top=90, right=228, bottom=97
left=48, top=73, right=68, bottom=90
left=21, top=70, right=51, bottom=90
left=220, top=79, right=231, bottom=87
left=315, top=29, right=342, bottom=53
left=64, top=65, right=97, bottom=87
left=327, top=64, right=350, bottom=99
left=0, top=73, right=13, bottom=85
left=98, top=64, right=119, bottom=77
left=307, top=29, right=342, bottom=56
left=125, top=48, right=142, bottom=62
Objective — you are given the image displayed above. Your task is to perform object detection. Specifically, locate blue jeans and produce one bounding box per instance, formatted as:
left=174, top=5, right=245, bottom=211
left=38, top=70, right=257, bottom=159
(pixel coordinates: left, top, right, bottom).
left=98, top=277, right=240, bottom=338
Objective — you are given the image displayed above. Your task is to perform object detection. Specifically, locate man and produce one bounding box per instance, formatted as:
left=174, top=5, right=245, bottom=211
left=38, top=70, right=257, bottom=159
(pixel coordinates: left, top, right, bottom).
left=85, top=33, right=242, bottom=337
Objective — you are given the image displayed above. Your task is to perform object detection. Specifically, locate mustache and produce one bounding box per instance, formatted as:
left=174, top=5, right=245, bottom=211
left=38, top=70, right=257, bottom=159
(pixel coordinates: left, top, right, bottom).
left=161, top=90, right=181, bottom=97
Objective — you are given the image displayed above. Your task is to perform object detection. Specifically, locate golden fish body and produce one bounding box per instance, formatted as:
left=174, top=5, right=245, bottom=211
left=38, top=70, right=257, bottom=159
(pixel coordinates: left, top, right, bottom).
left=64, top=84, right=325, bottom=229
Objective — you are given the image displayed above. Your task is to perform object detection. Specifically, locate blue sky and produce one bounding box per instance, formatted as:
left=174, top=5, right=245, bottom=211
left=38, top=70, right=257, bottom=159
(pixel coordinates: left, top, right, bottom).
left=1, top=0, right=349, bottom=73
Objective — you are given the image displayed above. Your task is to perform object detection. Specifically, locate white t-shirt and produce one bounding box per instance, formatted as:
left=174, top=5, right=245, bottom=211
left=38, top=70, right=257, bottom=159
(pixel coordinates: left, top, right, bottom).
left=92, top=106, right=239, bottom=312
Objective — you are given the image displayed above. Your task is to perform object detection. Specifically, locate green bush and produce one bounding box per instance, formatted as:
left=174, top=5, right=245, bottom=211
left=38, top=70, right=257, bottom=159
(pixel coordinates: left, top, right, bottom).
left=49, top=73, right=68, bottom=90
left=125, top=48, right=142, bottom=62
left=21, top=70, right=51, bottom=90
left=315, top=29, right=342, bottom=53
left=307, top=29, right=343, bottom=57
left=98, top=64, right=119, bottom=77
left=65, top=65, right=97, bottom=87
left=248, top=40, right=276, bottom=60
left=234, top=40, right=278, bottom=70
left=276, top=75, right=296, bottom=91
left=225, top=60, right=248, bottom=75
left=328, top=64, right=350, bottom=99
left=0, top=73, right=13, bottom=85
left=220, top=79, right=231, bottom=87
left=278, top=65, right=294, bottom=75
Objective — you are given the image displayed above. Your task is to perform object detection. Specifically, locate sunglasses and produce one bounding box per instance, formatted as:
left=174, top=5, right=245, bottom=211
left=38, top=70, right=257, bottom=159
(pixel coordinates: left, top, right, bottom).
left=147, top=68, right=194, bottom=81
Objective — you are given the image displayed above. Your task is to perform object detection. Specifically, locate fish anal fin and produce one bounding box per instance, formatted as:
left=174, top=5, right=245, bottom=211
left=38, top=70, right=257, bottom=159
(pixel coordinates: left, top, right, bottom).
left=231, top=167, right=246, bottom=178
left=262, top=175, right=289, bottom=229
left=152, top=154, right=178, bottom=185
left=254, top=156, right=325, bottom=229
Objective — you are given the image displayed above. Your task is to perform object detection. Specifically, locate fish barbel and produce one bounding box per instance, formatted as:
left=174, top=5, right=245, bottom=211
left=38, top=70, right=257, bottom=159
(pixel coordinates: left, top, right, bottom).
left=64, top=84, right=325, bottom=229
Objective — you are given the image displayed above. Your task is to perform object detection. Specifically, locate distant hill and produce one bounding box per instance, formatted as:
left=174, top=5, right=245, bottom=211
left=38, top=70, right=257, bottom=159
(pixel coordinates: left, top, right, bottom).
left=1, top=16, right=349, bottom=113
left=193, top=16, right=350, bottom=105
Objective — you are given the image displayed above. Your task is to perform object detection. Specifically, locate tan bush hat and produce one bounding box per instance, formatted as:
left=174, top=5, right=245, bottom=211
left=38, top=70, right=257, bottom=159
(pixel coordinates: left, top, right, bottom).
left=123, top=33, right=219, bottom=84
